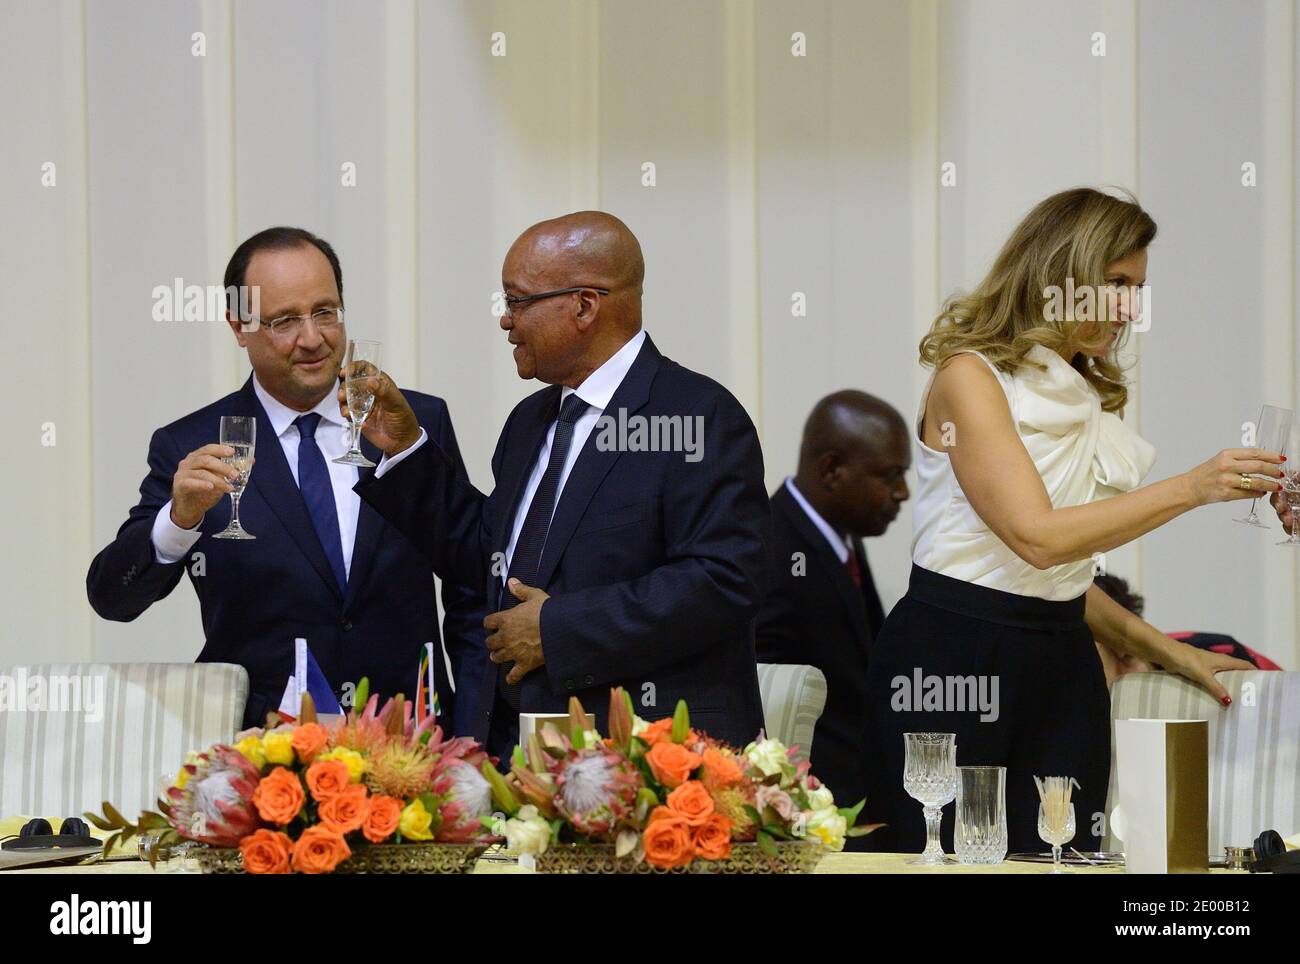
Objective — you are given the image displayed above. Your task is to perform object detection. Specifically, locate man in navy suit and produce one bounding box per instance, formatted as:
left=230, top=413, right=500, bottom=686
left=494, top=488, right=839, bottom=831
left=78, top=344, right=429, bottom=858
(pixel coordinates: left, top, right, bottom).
left=87, top=227, right=486, bottom=733
left=755, top=391, right=910, bottom=820
left=345, top=212, right=771, bottom=758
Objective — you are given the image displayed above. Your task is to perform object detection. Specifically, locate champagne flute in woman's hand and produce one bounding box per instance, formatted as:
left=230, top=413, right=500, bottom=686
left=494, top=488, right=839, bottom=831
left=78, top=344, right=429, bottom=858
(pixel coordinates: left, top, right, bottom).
left=1235, top=405, right=1293, bottom=527
left=1277, top=421, right=1300, bottom=546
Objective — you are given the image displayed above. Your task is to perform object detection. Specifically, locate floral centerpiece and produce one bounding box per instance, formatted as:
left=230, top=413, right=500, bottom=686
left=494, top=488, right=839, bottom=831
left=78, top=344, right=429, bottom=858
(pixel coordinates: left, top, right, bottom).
left=481, top=687, right=877, bottom=873
left=87, top=679, right=500, bottom=874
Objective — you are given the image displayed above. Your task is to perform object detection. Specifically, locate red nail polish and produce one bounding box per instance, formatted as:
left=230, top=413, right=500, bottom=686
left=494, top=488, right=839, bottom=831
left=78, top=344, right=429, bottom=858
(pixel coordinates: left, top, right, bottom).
left=1221, top=695, right=1232, bottom=707
left=1282, top=456, right=1288, bottom=463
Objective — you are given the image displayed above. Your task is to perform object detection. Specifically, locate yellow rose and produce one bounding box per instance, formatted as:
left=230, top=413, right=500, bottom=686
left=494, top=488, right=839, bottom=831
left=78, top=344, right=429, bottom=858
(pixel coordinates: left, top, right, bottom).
left=174, top=768, right=189, bottom=790
left=321, top=748, right=366, bottom=783
left=234, top=736, right=266, bottom=770
left=398, top=800, right=435, bottom=841
left=262, top=730, right=295, bottom=766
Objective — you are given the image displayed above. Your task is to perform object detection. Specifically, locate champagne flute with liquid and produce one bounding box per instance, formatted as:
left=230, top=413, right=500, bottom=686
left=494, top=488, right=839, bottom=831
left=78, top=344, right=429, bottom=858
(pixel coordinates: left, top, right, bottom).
left=334, top=339, right=381, bottom=467
left=213, top=415, right=256, bottom=539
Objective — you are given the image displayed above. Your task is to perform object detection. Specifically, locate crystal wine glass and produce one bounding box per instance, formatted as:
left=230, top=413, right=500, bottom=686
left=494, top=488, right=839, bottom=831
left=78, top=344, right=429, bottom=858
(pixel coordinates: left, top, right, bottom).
left=1037, top=802, right=1076, bottom=874
left=212, top=415, right=255, bottom=540
left=334, top=339, right=381, bottom=467
left=1236, top=405, right=1292, bottom=526
left=902, top=732, right=957, bottom=865
left=1277, top=421, right=1300, bottom=546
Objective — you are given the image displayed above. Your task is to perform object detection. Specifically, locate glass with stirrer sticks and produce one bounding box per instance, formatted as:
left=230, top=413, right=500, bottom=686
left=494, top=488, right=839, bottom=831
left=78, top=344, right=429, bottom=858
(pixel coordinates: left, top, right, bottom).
left=212, top=415, right=256, bottom=540
left=1235, top=405, right=1292, bottom=527
left=334, top=339, right=381, bottom=467
left=1035, top=775, right=1079, bottom=874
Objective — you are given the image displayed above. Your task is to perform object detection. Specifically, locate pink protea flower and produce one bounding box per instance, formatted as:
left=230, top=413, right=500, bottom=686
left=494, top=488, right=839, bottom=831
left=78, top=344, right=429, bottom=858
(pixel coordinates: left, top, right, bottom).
left=431, top=758, right=494, bottom=842
left=164, top=745, right=263, bottom=846
left=554, top=745, right=641, bottom=836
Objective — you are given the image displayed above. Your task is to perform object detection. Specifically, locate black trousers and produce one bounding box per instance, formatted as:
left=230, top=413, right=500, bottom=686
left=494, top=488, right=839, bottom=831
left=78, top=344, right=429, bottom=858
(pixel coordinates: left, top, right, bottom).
left=863, top=564, right=1110, bottom=854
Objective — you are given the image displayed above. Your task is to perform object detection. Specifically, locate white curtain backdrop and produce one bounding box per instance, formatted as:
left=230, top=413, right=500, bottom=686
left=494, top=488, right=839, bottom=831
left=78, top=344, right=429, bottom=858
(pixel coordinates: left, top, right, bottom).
left=2, top=0, right=1297, bottom=668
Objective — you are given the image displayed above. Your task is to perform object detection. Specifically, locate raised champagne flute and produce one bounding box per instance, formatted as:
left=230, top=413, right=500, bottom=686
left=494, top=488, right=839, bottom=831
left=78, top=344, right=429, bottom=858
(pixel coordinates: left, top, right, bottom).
left=334, top=339, right=381, bottom=467
left=213, top=415, right=255, bottom=540
left=902, top=732, right=957, bottom=865
left=1277, top=421, right=1300, bottom=546
left=1235, top=405, right=1292, bottom=527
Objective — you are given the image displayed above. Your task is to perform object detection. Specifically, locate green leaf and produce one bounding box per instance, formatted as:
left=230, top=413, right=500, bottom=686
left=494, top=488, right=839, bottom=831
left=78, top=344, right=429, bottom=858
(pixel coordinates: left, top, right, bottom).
left=838, top=797, right=865, bottom=826
left=755, top=829, right=778, bottom=857
left=101, top=801, right=128, bottom=827
left=81, top=811, right=114, bottom=832
left=741, top=804, right=764, bottom=825
left=512, top=744, right=527, bottom=769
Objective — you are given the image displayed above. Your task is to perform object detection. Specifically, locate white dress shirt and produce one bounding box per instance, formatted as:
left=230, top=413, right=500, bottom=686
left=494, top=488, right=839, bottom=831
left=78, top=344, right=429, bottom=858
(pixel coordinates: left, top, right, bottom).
left=376, top=330, right=648, bottom=587
left=784, top=476, right=850, bottom=563
left=151, top=375, right=361, bottom=576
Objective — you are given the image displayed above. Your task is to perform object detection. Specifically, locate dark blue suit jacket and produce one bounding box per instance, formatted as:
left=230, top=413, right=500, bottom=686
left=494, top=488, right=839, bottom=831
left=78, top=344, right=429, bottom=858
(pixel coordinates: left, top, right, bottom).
left=355, top=336, right=770, bottom=751
left=86, top=377, right=487, bottom=734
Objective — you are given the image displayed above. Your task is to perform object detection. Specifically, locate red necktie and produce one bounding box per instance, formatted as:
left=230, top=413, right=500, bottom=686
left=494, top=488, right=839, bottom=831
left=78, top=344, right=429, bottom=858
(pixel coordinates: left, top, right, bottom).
left=845, top=549, right=863, bottom=589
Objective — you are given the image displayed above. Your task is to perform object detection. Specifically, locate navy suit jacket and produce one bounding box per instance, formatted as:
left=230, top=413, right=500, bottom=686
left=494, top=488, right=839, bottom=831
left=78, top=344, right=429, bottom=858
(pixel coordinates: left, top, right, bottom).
left=86, top=377, right=487, bottom=734
left=754, top=484, right=885, bottom=809
left=355, top=336, right=770, bottom=750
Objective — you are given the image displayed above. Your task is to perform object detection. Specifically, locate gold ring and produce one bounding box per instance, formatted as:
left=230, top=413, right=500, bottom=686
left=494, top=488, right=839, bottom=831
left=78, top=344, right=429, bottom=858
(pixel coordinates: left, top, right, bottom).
left=1239, top=474, right=1253, bottom=490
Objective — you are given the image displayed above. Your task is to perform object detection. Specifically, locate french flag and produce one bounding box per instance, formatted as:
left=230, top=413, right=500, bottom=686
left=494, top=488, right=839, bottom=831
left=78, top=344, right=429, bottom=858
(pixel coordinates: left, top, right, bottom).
left=277, top=638, right=344, bottom=721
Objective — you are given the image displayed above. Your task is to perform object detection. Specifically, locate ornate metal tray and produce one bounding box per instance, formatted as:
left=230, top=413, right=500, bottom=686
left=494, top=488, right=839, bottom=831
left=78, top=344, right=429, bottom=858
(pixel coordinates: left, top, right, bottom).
left=531, top=841, right=826, bottom=874
left=193, top=842, right=487, bottom=874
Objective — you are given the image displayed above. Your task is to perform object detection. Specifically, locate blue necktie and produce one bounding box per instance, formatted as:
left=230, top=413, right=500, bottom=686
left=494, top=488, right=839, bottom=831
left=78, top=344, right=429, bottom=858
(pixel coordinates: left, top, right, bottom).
left=295, top=413, right=347, bottom=594
left=497, top=392, right=589, bottom=709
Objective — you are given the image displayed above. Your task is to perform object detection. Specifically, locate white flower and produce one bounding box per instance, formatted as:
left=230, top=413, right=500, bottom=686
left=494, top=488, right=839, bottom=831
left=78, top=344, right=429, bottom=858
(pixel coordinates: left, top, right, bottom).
left=744, top=738, right=790, bottom=780
left=805, top=784, right=834, bottom=811
left=806, top=806, right=847, bottom=852
left=504, top=804, right=551, bottom=855
left=631, top=716, right=650, bottom=737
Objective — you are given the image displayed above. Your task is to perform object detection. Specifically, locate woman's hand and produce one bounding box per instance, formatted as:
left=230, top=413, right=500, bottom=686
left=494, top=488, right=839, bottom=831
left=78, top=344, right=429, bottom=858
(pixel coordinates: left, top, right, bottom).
left=1161, top=644, right=1256, bottom=706
left=1181, top=448, right=1284, bottom=505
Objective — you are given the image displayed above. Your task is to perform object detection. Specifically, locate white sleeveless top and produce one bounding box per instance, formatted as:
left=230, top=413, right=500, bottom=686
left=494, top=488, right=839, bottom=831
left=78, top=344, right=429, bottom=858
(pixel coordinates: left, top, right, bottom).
left=911, top=346, right=1157, bottom=601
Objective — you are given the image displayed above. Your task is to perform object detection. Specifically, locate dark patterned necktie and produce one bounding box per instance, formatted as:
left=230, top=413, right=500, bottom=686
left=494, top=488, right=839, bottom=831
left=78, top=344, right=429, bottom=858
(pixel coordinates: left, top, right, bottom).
left=497, top=392, right=590, bottom=708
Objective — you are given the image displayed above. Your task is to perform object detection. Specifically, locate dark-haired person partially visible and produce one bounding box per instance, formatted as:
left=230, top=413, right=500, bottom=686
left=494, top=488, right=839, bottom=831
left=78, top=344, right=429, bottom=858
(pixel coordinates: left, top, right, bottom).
left=1091, top=573, right=1283, bottom=683
left=87, top=227, right=487, bottom=733
left=864, top=188, right=1272, bottom=854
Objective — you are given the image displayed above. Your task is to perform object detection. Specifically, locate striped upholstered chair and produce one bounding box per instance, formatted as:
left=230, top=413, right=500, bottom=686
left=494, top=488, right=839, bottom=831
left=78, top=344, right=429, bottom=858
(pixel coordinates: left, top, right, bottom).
left=756, top=663, right=828, bottom=761
left=0, top=662, right=248, bottom=821
left=1102, top=670, right=1300, bottom=856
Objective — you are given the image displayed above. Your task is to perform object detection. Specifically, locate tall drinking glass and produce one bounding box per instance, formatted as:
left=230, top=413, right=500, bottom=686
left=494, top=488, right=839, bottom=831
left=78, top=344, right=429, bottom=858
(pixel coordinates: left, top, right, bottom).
left=1236, top=405, right=1292, bottom=527
left=213, top=415, right=255, bottom=540
left=334, top=339, right=381, bottom=467
left=954, top=765, right=1007, bottom=864
left=902, top=732, right=957, bottom=865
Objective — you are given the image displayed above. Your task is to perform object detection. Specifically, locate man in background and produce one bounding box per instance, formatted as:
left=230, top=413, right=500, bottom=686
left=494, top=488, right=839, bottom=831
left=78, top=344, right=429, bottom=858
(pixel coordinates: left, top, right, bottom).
left=755, top=390, right=910, bottom=820
left=87, top=227, right=486, bottom=732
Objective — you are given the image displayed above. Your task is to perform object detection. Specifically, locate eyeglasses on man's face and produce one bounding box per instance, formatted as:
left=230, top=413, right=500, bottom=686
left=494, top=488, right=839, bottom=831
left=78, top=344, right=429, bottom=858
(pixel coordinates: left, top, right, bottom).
left=501, top=286, right=610, bottom=320
left=252, top=306, right=345, bottom=337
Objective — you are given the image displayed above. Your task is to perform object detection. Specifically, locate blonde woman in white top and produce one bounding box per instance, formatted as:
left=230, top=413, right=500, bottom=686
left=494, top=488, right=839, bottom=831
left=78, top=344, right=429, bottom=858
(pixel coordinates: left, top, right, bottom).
left=864, top=188, right=1275, bottom=854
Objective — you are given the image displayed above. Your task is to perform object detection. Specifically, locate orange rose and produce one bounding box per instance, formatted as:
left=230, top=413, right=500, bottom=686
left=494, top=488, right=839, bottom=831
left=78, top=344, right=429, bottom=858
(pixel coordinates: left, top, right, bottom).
left=251, top=766, right=305, bottom=824
left=645, top=741, right=702, bottom=789
left=638, top=717, right=698, bottom=747
left=291, top=825, right=352, bottom=874
left=701, top=747, right=743, bottom=789
left=642, top=810, right=694, bottom=869
left=692, top=812, right=733, bottom=860
left=362, top=795, right=403, bottom=843
left=318, top=783, right=369, bottom=835
left=305, top=758, right=351, bottom=801
left=666, top=780, right=715, bottom=827
left=291, top=722, right=329, bottom=763
left=239, top=829, right=293, bottom=874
